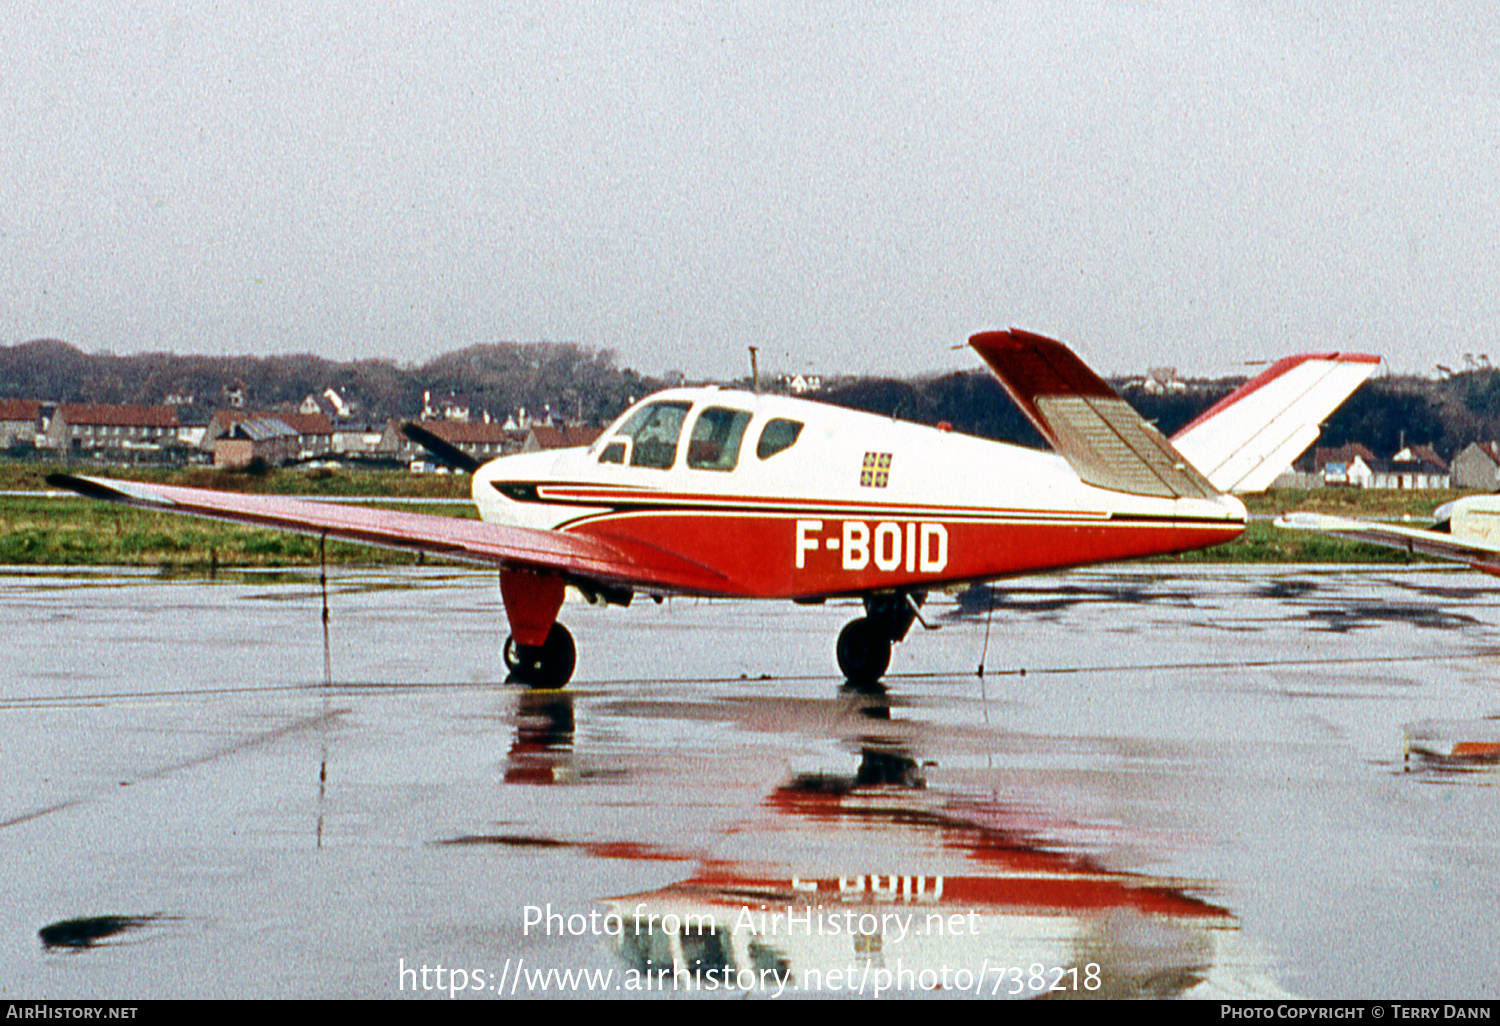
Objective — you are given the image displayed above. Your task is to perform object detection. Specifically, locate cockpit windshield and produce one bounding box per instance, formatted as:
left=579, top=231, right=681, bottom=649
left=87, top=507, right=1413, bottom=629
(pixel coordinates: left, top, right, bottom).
left=608, top=400, right=692, bottom=470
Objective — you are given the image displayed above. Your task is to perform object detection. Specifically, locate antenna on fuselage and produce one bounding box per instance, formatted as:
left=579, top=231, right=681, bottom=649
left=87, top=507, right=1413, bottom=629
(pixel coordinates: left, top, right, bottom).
left=748, top=346, right=760, bottom=393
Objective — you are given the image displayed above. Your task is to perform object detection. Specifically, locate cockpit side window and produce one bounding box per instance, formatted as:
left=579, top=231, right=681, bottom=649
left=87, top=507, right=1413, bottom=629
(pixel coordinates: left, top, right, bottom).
left=686, top=407, right=752, bottom=471
left=756, top=418, right=804, bottom=460
left=613, top=400, right=692, bottom=469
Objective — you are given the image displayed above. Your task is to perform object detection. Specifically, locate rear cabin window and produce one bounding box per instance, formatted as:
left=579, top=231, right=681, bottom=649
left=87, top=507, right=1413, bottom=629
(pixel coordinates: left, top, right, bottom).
left=756, top=418, right=804, bottom=460
left=686, top=407, right=752, bottom=471
left=612, top=400, right=692, bottom=469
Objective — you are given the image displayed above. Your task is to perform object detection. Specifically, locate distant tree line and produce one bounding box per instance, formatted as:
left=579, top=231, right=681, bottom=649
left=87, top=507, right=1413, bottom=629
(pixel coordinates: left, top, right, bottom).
left=4, top=337, right=1499, bottom=459
left=816, top=368, right=1500, bottom=463
left=0, top=339, right=664, bottom=426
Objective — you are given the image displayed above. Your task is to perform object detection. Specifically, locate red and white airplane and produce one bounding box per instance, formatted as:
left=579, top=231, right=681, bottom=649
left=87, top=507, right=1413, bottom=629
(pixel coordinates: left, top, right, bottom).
left=49, top=330, right=1377, bottom=688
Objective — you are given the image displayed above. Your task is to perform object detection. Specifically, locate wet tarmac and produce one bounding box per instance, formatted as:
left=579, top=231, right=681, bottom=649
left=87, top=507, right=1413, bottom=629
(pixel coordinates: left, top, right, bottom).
left=3, top=564, right=1499, bottom=999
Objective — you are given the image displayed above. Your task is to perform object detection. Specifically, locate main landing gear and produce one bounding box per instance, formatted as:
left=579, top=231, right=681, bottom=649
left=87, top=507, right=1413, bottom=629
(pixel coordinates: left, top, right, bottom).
left=499, top=568, right=576, bottom=690
left=836, top=592, right=925, bottom=688
left=504, top=623, right=577, bottom=690
left=497, top=569, right=634, bottom=690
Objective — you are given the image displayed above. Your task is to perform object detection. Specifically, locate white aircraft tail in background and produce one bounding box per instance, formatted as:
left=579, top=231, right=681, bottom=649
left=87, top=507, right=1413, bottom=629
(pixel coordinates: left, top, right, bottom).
left=1171, top=353, right=1380, bottom=494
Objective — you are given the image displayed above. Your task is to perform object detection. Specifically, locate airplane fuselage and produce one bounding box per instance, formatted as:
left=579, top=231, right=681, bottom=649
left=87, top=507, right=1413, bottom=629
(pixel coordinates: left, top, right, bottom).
left=474, top=388, right=1247, bottom=600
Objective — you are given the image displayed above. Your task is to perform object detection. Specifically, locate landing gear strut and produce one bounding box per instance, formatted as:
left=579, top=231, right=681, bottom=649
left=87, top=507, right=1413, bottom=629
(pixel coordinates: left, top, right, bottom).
left=504, top=623, right=577, bottom=690
left=835, top=592, right=925, bottom=687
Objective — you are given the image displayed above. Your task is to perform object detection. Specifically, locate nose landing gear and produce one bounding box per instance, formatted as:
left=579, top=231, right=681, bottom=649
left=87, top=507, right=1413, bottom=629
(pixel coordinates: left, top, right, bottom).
left=835, top=592, right=926, bottom=687
left=836, top=618, right=891, bottom=686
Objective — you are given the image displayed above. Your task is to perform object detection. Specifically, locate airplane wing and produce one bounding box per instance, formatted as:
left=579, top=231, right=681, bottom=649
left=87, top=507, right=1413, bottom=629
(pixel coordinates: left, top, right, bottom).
left=45, top=474, right=730, bottom=593
left=1274, top=511, right=1500, bottom=576
left=968, top=329, right=1217, bottom=499
left=1170, top=353, right=1379, bottom=494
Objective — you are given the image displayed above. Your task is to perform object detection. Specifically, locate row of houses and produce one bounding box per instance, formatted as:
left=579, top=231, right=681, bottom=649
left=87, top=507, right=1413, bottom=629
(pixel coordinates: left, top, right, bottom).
left=3, top=401, right=184, bottom=455
left=1306, top=441, right=1500, bottom=491
left=0, top=400, right=602, bottom=469
left=15, top=395, right=1500, bottom=490
left=1274, top=443, right=1462, bottom=490
left=1314, top=444, right=1451, bottom=489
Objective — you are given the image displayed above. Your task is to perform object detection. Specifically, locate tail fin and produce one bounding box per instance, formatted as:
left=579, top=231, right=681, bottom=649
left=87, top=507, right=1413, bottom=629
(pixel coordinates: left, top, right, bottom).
left=1170, top=353, right=1378, bottom=494
left=969, top=329, right=1217, bottom=499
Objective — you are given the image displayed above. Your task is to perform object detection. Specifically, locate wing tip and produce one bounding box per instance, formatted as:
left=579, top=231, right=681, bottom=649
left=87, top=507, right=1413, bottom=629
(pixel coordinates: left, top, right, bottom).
left=46, top=473, right=176, bottom=507
left=45, top=472, right=110, bottom=500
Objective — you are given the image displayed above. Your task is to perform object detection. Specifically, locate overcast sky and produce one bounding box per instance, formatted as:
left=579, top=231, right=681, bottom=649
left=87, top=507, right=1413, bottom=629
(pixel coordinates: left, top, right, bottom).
left=3, top=1, right=1498, bottom=380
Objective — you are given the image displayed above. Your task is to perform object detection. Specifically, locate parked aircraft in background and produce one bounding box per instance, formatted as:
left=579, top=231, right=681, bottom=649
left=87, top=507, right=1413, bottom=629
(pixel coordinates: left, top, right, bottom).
left=50, top=330, right=1377, bottom=688
left=1277, top=498, right=1500, bottom=577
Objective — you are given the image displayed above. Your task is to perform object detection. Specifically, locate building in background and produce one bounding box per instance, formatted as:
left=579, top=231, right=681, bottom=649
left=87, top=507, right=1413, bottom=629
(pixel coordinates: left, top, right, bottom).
left=1452, top=441, right=1500, bottom=490
left=43, top=404, right=180, bottom=456
left=0, top=400, right=44, bottom=448
left=521, top=425, right=603, bottom=452
left=212, top=418, right=301, bottom=468
left=202, top=410, right=334, bottom=462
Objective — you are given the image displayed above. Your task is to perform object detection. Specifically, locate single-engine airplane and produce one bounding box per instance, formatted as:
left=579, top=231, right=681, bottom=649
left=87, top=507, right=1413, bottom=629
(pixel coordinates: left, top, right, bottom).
left=49, top=329, right=1377, bottom=689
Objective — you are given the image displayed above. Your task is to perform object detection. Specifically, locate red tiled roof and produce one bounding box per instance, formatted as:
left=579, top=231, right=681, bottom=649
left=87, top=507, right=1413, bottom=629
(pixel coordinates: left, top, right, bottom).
left=58, top=403, right=178, bottom=428
left=1402, top=444, right=1448, bottom=471
left=416, top=420, right=519, bottom=445
left=0, top=399, right=42, bottom=422
left=528, top=425, right=603, bottom=449
left=281, top=413, right=333, bottom=436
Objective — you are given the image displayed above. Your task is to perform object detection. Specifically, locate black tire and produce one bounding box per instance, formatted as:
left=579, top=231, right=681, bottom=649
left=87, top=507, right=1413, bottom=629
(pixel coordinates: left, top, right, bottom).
left=836, top=617, right=891, bottom=686
left=504, top=623, right=577, bottom=690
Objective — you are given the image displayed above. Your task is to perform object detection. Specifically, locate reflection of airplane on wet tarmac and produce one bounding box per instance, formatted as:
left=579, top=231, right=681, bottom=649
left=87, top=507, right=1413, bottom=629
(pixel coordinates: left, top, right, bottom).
left=50, top=330, right=1376, bottom=688
left=603, top=787, right=1242, bottom=998
left=590, top=690, right=1277, bottom=998
left=487, top=686, right=1282, bottom=997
